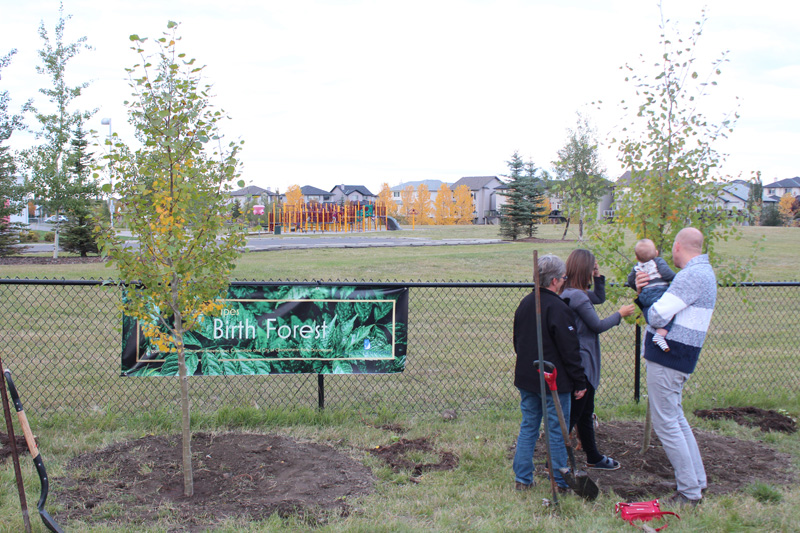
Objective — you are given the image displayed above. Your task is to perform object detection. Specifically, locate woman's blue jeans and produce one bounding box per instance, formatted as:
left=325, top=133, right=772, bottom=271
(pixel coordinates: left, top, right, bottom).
left=513, top=387, right=572, bottom=488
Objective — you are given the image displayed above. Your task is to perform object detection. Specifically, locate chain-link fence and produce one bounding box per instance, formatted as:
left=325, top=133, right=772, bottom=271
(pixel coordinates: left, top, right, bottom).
left=1, top=279, right=798, bottom=416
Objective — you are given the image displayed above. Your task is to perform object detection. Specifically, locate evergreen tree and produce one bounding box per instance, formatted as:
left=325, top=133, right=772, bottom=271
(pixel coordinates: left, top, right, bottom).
left=499, top=151, right=545, bottom=240
left=61, top=120, right=100, bottom=256
left=231, top=199, right=242, bottom=220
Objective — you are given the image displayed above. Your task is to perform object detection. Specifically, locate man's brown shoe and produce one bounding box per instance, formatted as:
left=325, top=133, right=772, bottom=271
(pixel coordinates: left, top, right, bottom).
left=515, top=482, right=533, bottom=491
left=667, top=491, right=701, bottom=508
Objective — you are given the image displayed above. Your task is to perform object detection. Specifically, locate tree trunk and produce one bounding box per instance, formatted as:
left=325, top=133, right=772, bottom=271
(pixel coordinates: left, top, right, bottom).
left=179, top=351, right=193, bottom=496
left=174, top=316, right=194, bottom=496
left=561, top=218, right=570, bottom=240
left=53, top=227, right=59, bottom=259
left=640, top=399, right=652, bottom=455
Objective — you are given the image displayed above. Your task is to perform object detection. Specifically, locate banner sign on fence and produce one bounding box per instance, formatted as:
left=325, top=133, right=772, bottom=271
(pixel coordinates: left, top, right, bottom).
left=121, top=284, right=408, bottom=377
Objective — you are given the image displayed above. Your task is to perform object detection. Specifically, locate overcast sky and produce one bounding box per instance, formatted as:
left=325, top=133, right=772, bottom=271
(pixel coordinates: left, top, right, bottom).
left=2, top=0, right=798, bottom=193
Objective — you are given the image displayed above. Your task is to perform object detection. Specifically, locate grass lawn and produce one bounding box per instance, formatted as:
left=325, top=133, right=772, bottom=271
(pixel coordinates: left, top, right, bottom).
left=1, top=223, right=798, bottom=531
left=2, top=224, right=797, bottom=282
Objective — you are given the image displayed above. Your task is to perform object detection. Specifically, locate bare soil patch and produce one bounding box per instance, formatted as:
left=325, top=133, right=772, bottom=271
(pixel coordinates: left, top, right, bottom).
left=694, top=406, right=797, bottom=434
left=370, top=437, right=459, bottom=478
left=532, top=420, right=795, bottom=500
left=58, top=432, right=375, bottom=531
left=2, top=412, right=796, bottom=530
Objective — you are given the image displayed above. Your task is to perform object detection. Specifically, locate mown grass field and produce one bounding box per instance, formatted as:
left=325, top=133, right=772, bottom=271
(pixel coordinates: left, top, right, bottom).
left=3, top=224, right=798, bottom=282
left=1, top=223, right=798, bottom=531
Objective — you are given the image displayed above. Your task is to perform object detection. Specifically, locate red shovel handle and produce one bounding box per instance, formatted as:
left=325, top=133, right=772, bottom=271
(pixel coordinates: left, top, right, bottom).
left=533, top=360, right=558, bottom=391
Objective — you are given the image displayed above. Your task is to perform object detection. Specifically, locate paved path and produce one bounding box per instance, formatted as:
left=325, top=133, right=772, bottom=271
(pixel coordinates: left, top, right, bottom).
left=20, top=230, right=503, bottom=254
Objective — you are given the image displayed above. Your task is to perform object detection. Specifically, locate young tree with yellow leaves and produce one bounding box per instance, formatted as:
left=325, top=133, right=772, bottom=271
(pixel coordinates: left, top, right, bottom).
left=400, top=184, right=415, bottom=217
left=777, top=193, right=797, bottom=226
left=97, top=22, right=247, bottom=497
left=453, top=184, right=474, bottom=224
left=285, top=184, right=304, bottom=209
left=414, top=183, right=432, bottom=223
left=377, top=182, right=398, bottom=216
left=433, top=183, right=455, bottom=225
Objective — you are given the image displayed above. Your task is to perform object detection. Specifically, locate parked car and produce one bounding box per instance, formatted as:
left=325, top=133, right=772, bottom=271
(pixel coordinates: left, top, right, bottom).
left=44, top=215, right=69, bottom=223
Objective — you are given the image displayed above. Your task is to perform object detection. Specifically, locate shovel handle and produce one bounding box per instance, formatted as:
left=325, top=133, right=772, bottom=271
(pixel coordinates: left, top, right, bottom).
left=3, top=371, right=39, bottom=459
left=533, top=360, right=558, bottom=391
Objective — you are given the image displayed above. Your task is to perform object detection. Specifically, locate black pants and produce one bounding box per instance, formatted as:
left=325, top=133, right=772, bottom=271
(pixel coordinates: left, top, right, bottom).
left=568, top=383, right=604, bottom=464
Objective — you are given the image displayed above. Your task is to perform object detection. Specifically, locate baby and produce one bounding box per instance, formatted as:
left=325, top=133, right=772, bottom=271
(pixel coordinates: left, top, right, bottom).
left=627, top=239, right=676, bottom=352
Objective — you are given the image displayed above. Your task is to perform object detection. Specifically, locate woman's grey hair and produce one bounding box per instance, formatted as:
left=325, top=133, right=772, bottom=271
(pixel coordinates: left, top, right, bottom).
left=538, top=254, right=565, bottom=289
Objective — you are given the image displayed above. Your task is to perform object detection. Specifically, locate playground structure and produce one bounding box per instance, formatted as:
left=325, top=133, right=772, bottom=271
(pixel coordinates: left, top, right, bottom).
left=253, top=202, right=390, bottom=233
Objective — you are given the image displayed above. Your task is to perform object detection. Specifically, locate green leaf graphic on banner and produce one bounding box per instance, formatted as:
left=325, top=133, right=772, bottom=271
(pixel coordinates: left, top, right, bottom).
left=161, top=353, right=179, bottom=376
left=374, top=301, right=393, bottom=321
left=222, top=358, right=239, bottom=375
left=202, top=350, right=223, bottom=376
left=355, top=301, right=372, bottom=323
left=186, top=352, right=199, bottom=375
left=332, top=360, right=353, bottom=374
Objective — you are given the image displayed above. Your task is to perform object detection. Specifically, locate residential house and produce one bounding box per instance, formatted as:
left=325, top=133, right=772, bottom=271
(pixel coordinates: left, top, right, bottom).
left=300, top=185, right=332, bottom=204
left=715, top=179, right=750, bottom=213
left=329, top=185, right=376, bottom=204
left=229, top=185, right=276, bottom=207
left=763, top=177, right=800, bottom=205
left=390, top=180, right=450, bottom=210
left=450, top=176, right=505, bottom=225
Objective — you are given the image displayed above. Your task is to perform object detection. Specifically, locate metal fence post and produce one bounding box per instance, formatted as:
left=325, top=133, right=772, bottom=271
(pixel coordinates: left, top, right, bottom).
left=634, top=324, right=641, bottom=403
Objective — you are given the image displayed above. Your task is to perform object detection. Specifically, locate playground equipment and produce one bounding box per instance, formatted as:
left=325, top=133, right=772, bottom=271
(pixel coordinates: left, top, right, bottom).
left=260, top=202, right=390, bottom=233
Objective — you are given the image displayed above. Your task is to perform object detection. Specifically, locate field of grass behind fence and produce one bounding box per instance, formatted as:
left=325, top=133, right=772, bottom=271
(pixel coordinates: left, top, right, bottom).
left=1, top=279, right=798, bottom=419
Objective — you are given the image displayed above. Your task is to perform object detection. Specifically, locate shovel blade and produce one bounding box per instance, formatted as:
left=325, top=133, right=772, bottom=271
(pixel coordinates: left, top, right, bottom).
left=559, top=467, right=599, bottom=501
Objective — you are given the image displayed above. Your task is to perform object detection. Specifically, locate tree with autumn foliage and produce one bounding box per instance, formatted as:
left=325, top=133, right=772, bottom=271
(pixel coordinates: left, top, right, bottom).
left=285, top=184, right=303, bottom=209
left=453, top=184, right=474, bottom=224
left=377, top=182, right=398, bottom=216
left=96, top=22, right=247, bottom=497
left=433, top=183, right=455, bottom=225
left=414, top=183, right=433, bottom=223
left=400, top=184, right=414, bottom=217
left=590, top=5, right=752, bottom=288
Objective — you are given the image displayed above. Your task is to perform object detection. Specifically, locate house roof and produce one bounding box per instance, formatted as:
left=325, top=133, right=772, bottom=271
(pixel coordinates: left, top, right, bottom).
left=332, top=185, right=375, bottom=196
left=721, top=181, right=750, bottom=202
left=230, top=185, right=271, bottom=197
left=300, top=185, right=330, bottom=196
left=763, top=177, right=800, bottom=189
left=451, top=176, right=501, bottom=190
left=390, top=180, right=450, bottom=192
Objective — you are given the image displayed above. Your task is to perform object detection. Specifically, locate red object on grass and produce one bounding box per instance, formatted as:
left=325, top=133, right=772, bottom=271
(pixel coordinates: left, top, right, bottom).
left=615, top=499, right=680, bottom=531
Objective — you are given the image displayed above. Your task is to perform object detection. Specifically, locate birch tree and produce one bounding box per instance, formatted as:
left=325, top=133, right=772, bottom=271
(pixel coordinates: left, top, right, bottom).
left=97, top=22, right=247, bottom=497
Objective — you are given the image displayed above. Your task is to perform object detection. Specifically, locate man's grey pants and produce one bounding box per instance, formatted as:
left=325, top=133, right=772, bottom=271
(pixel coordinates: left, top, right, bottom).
left=646, top=360, right=706, bottom=500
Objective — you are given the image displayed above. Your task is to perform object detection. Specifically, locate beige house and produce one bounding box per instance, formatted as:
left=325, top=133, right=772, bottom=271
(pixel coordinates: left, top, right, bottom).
left=450, top=176, right=505, bottom=225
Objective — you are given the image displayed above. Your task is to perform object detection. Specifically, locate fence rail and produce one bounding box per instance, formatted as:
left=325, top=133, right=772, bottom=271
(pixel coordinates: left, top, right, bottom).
left=1, top=279, right=798, bottom=416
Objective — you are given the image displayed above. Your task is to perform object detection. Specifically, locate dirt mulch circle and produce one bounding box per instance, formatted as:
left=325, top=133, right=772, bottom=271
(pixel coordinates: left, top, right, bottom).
left=0, top=255, right=105, bottom=265
left=694, top=406, right=797, bottom=434
left=532, top=420, right=796, bottom=500
left=56, top=432, right=375, bottom=531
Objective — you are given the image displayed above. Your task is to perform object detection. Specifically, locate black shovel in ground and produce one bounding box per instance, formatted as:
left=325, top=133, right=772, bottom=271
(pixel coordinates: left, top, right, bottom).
left=533, top=360, right=599, bottom=501
left=4, top=370, right=65, bottom=533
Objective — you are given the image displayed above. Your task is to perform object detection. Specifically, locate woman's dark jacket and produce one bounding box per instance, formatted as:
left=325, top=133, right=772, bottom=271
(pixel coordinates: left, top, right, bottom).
left=513, top=287, right=586, bottom=394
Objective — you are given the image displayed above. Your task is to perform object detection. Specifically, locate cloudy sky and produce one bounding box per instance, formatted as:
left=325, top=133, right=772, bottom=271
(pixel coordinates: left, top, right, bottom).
left=2, top=0, right=797, bottom=193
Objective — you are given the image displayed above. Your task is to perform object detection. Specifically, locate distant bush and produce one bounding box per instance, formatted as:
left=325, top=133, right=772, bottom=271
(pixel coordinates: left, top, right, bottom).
left=19, top=231, right=40, bottom=243
left=43, top=231, right=56, bottom=242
